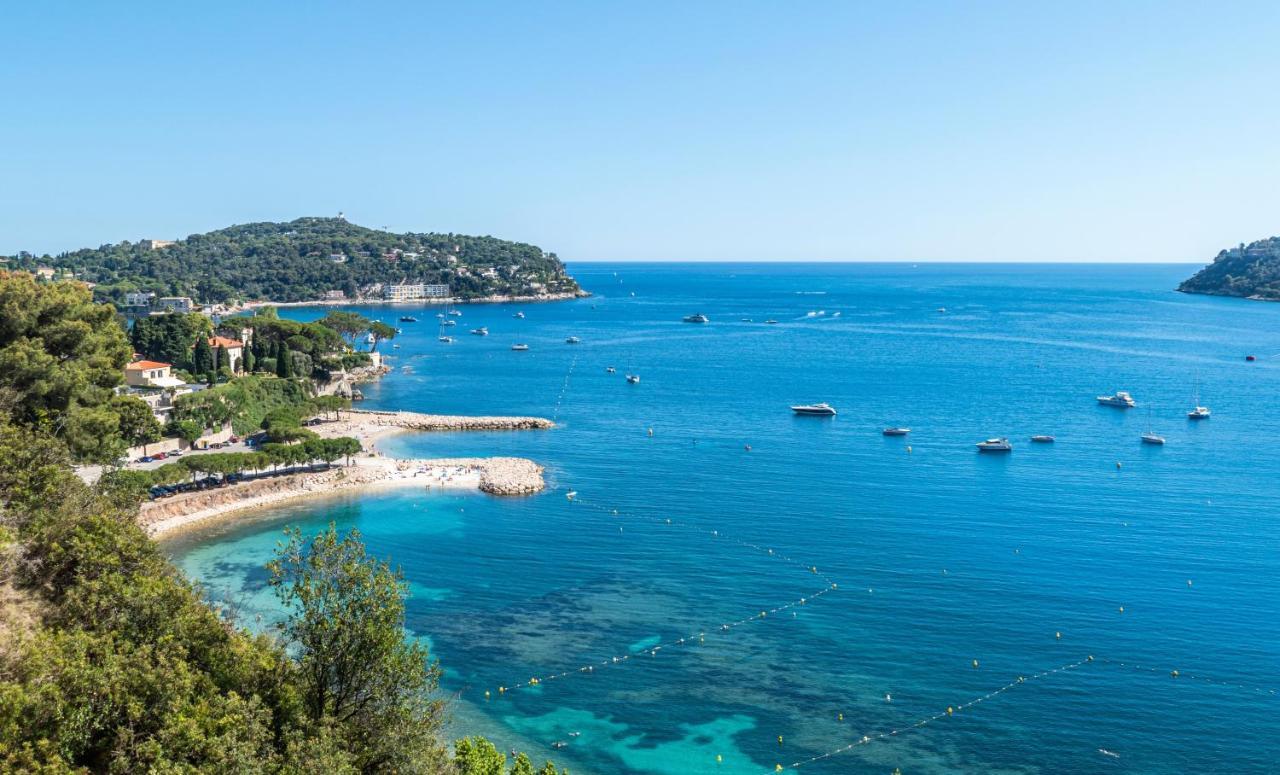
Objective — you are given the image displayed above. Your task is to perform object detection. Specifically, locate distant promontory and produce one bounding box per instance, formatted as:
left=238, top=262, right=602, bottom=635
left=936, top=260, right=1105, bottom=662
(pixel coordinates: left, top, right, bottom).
left=3, top=216, right=585, bottom=306
left=1179, top=237, right=1280, bottom=300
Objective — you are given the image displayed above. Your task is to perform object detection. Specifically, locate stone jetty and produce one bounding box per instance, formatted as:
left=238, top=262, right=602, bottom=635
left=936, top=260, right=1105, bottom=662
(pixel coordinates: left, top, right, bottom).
left=345, top=409, right=554, bottom=432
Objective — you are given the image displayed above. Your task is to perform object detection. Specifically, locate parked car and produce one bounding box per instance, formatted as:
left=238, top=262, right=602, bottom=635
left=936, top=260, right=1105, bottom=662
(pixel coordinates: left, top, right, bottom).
left=138, top=456, right=154, bottom=464
left=168, top=449, right=183, bottom=457
left=229, top=435, right=240, bottom=443
left=153, top=452, right=167, bottom=460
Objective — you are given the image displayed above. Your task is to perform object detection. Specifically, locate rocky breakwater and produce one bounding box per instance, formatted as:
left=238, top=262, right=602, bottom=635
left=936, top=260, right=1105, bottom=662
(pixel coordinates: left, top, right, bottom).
left=348, top=409, right=554, bottom=432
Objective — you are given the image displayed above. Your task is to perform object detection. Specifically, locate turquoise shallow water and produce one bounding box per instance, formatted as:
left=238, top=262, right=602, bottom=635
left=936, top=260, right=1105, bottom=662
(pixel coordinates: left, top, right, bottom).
left=168, top=264, right=1280, bottom=773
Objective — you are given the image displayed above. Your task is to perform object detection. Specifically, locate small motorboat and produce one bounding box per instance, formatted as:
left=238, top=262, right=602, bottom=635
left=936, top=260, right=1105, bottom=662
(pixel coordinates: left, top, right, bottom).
left=606, top=366, right=616, bottom=373
left=449, top=309, right=462, bottom=316
left=436, top=313, right=446, bottom=319
left=1030, top=435, right=1055, bottom=443
left=392, top=343, right=401, bottom=349
left=765, top=319, right=779, bottom=325
left=399, top=316, right=417, bottom=323
left=1141, top=433, right=1166, bottom=445
left=683, top=313, right=710, bottom=323
left=470, top=327, right=489, bottom=336
left=438, top=336, right=454, bottom=344
left=511, top=343, right=529, bottom=351
left=552, top=741, right=567, bottom=750
left=514, top=311, right=525, bottom=319
left=625, top=374, right=640, bottom=384
left=937, top=307, right=946, bottom=313
left=565, top=336, right=581, bottom=344
left=1097, top=391, right=1136, bottom=408
left=882, top=427, right=910, bottom=436
left=1246, top=354, right=1256, bottom=361
left=791, top=403, right=837, bottom=416
left=976, top=438, right=1012, bottom=452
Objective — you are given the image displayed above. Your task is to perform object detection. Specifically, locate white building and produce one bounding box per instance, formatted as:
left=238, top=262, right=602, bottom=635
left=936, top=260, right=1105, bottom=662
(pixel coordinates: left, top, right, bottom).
left=124, top=360, right=185, bottom=389
left=329, top=253, right=348, bottom=263
left=156, top=296, right=195, bottom=313
left=324, top=289, right=346, bottom=300
left=383, top=283, right=449, bottom=301
left=124, top=291, right=156, bottom=307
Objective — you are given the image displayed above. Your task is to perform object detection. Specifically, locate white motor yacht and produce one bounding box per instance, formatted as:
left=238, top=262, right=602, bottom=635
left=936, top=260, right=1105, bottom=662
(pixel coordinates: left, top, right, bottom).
left=1097, top=391, right=1136, bottom=408
left=791, top=403, right=837, bottom=416
left=976, top=438, right=1012, bottom=452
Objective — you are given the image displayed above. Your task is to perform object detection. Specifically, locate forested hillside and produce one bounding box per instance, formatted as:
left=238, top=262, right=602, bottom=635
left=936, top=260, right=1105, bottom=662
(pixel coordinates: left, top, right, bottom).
left=6, top=217, right=582, bottom=304
left=1179, top=236, right=1280, bottom=300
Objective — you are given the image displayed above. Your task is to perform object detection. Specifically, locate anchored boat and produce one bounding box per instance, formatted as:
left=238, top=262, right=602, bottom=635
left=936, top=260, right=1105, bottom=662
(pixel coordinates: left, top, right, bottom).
left=791, top=403, right=837, bottom=416
left=1097, top=391, right=1136, bottom=408
left=976, top=438, right=1012, bottom=452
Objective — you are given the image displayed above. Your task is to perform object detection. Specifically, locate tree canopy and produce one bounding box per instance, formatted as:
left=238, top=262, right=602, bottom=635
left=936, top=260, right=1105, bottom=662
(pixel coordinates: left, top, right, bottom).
left=0, top=273, right=134, bottom=461
left=12, top=217, right=582, bottom=304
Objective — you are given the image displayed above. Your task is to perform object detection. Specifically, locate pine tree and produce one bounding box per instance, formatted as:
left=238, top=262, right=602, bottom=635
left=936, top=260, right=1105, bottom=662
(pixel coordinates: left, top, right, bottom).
left=216, top=345, right=230, bottom=372
left=192, top=336, right=214, bottom=376
left=276, top=342, right=292, bottom=378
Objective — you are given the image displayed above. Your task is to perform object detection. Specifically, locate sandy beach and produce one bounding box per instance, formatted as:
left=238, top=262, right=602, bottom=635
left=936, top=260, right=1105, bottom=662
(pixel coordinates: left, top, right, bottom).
left=144, top=410, right=552, bottom=539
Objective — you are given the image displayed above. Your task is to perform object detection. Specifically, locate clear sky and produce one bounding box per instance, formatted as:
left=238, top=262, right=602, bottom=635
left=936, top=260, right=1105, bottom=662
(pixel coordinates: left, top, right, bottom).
left=3, top=1, right=1278, bottom=262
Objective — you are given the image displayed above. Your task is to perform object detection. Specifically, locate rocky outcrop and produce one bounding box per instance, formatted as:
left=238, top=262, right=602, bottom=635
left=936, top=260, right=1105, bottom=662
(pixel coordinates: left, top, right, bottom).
left=346, top=409, right=554, bottom=432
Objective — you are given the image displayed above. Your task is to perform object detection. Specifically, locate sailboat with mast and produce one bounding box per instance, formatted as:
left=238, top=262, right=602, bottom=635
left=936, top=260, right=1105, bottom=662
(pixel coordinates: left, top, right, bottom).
left=1188, top=376, right=1211, bottom=419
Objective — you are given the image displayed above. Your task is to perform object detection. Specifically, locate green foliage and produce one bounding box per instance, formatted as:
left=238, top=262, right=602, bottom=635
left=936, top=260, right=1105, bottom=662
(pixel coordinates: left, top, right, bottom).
left=276, top=343, right=293, bottom=378
left=111, top=394, right=162, bottom=451
left=192, top=336, right=214, bottom=378
left=1180, top=236, right=1280, bottom=299
left=172, top=374, right=313, bottom=435
left=453, top=738, right=567, bottom=775
left=130, top=313, right=210, bottom=371
left=269, top=524, right=447, bottom=773
left=21, top=217, right=582, bottom=304
left=0, top=274, right=134, bottom=462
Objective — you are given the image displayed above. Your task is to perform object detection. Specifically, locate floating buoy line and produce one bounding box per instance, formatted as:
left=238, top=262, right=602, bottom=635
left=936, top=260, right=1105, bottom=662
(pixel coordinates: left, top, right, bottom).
left=515, top=355, right=1278, bottom=769
left=481, top=493, right=839, bottom=699
left=770, top=657, right=1094, bottom=772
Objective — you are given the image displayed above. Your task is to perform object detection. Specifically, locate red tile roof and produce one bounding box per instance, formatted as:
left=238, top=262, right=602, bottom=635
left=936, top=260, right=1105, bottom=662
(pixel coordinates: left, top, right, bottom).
left=126, top=360, right=171, bottom=370
left=208, top=336, right=244, bottom=348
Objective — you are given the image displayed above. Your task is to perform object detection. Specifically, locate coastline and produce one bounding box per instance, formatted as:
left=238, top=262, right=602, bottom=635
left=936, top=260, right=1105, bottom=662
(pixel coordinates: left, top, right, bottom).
left=145, top=455, right=546, bottom=540
left=147, top=410, right=554, bottom=540
left=241, top=289, right=589, bottom=310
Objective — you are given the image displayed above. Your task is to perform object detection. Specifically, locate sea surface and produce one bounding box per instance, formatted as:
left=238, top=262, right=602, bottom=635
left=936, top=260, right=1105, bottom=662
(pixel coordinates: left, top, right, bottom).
left=168, top=263, right=1280, bottom=774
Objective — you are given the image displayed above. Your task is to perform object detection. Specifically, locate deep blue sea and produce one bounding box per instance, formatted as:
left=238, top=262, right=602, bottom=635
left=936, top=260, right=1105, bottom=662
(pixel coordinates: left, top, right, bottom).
left=168, top=263, right=1280, bottom=774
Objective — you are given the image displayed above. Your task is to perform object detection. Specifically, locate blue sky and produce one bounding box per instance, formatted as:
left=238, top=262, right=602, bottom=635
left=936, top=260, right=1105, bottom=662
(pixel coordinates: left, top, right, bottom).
left=3, top=1, right=1278, bottom=262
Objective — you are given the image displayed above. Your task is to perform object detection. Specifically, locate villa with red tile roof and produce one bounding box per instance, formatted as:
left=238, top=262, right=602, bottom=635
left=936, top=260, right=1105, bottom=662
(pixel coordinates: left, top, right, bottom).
left=208, top=335, right=245, bottom=372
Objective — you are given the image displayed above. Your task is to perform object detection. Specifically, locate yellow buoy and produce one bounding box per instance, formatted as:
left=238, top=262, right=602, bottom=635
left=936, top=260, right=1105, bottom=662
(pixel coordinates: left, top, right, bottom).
left=777, top=735, right=783, bottom=745
left=972, top=659, right=979, bottom=669
left=776, top=765, right=783, bottom=772
left=760, top=611, right=767, bottom=618
left=484, top=690, right=491, bottom=699
left=1171, top=669, right=1179, bottom=678
left=838, top=713, right=844, bottom=721
left=946, top=706, right=954, bottom=716
left=498, top=686, right=506, bottom=693
left=716, top=754, right=723, bottom=763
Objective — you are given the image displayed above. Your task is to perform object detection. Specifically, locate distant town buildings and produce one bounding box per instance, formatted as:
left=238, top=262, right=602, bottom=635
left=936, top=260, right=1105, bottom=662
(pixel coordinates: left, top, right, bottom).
left=139, top=239, right=176, bottom=250
left=124, top=291, right=156, bottom=307
left=156, top=296, right=195, bottom=313
left=35, top=266, right=56, bottom=280
left=383, top=283, right=449, bottom=301
left=324, top=290, right=346, bottom=301
left=328, top=253, right=348, bottom=263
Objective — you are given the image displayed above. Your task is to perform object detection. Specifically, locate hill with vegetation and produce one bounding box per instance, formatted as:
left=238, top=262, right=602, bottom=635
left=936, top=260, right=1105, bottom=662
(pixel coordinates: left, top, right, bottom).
left=0, top=274, right=564, bottom=774
left=1178, top=237, right=1280, bottom=300
left=7, top=217, right=583, bottom=305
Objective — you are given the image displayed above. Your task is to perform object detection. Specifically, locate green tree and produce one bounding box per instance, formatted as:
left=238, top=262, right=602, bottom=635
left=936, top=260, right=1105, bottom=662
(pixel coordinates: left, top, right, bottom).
left=0, top=274, right=133, bottom=461
left=454, top=737, right=506, bottom=775
left=369, top=321, right=396, bottom=351
left=192, top=335, right=215, bottom=377
left=269, top=525, right=447, bottom=773
left=276, top=342, right=293, bottom=378
left=216, top=344, right=230, bottom=373
left=243, top=345, right=256, bottom=373
left=112, top=395, right=162, bottom=454
left=130, top=311, right=210, bottom=369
